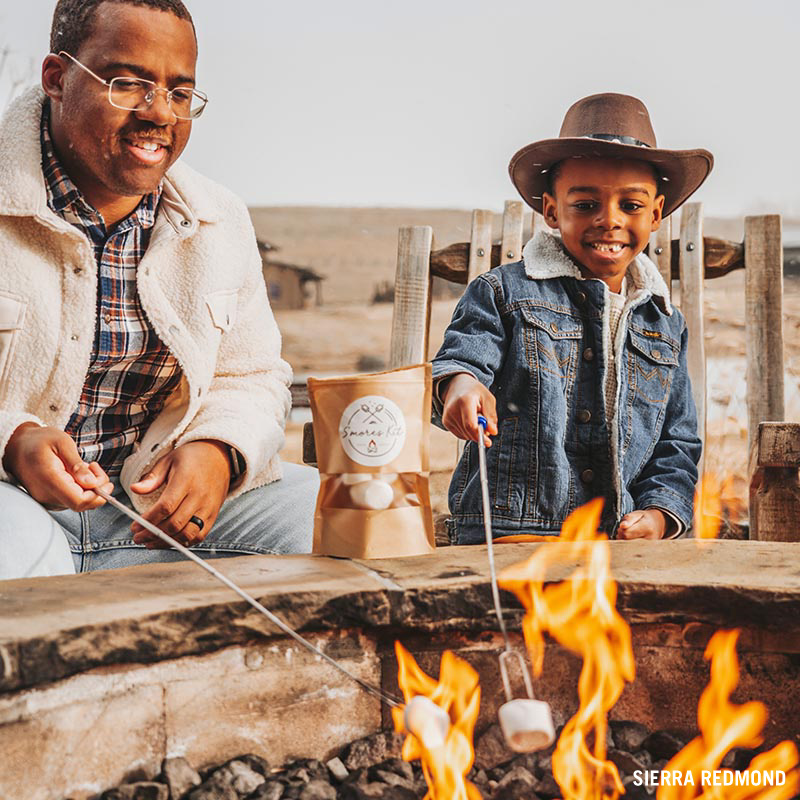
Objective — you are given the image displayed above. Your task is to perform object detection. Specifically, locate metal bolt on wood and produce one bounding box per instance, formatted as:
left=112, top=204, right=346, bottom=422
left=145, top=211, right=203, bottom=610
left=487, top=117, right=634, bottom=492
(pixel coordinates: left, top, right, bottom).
left=687, top=242, right=696, bottom=251
left=477, top=248, right=485, bottom=257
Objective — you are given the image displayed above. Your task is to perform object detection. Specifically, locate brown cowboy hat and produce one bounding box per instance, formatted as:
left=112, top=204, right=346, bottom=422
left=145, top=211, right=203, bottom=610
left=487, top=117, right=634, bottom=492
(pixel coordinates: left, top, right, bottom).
left=508, top=93, right=713, bottom=217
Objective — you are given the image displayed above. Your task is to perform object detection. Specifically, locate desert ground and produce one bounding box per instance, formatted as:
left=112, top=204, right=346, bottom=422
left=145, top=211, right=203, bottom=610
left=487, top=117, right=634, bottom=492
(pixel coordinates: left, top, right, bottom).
left=256, top=207, right=800, bottom=531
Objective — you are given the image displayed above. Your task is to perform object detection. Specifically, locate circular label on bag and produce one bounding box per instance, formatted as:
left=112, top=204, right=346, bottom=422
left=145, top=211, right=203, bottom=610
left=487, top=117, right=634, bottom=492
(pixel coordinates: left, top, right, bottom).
left=339, top=395, right=407, bottom=466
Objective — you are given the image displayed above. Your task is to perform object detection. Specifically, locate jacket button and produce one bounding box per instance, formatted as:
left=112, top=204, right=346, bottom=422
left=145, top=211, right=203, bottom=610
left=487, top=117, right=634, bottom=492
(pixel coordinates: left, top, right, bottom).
left=651, top=350, right=661, bottom=359
left=180, top=219, right=191, bottom=228
left=577, top=291, right=587, bottom=304
left=583, top=347, right=594, bottom=361
left=580, top=468, right=594, bottom=484
left=577, top=409, right=592, bottom=424
left=550, top=322, right=559, bottom=333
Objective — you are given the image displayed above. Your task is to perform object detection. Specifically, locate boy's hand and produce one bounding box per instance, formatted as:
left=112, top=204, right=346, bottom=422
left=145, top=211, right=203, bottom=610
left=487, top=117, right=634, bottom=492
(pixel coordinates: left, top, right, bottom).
left=616, top=508, right=670, bottom=540
left=441, top=373, right=498, bottom=447
left=2, top=422, right=113, bottom=511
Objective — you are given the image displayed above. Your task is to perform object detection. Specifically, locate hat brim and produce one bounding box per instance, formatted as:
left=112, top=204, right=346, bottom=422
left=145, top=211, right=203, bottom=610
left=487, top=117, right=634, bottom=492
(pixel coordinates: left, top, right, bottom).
left=508, top=138, right=714, bottom=217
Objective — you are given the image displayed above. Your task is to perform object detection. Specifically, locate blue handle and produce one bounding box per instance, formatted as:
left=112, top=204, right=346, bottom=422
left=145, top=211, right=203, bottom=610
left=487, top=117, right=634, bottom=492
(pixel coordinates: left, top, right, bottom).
left=477, top=415, right=487, bottom=430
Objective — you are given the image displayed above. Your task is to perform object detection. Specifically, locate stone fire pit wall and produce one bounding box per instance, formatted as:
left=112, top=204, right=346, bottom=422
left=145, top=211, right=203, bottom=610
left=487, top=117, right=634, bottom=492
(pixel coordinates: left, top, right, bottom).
left=2, top=540, right=800, bottom=800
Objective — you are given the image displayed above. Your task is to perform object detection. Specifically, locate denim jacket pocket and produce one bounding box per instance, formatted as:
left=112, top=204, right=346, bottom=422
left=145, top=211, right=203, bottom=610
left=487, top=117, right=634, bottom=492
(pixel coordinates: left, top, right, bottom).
left=519, top=306, right=583, bottom=385
left=0, top=292, right=26, bottom=389
left=627, top=328, right=678, bottom=405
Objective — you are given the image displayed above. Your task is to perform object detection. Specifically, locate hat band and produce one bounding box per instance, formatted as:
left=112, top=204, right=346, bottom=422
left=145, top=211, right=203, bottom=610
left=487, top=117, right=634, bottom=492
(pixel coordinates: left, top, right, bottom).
left=582, top=133, right=651, bottom=148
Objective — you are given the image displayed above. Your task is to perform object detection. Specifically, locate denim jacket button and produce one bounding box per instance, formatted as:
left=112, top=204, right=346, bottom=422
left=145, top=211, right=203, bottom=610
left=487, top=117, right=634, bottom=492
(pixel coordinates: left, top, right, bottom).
left=577, top=291, right=587, bottom=304
left=651, top=349, right=661, bottom=359
left=583, top=347, right=594, bottom=361
left=577, top=409, right=592, bottom=424
left=580, top=468, right=594, bottom=484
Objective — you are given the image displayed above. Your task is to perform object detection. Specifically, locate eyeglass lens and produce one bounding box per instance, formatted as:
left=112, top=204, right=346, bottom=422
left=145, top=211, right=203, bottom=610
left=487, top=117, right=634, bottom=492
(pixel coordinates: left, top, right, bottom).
left=109, top=78, right=206, bottom=118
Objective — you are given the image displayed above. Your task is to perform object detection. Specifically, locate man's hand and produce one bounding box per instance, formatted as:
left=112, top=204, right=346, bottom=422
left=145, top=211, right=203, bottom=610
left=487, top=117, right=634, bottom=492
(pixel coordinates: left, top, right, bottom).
left=616, top=508, right=670, bottom=540
left=129, top=439, right=232, bottom=548
left=441, top=373, right=498, bottom=447
left=2, top=422, right=113, bottom=510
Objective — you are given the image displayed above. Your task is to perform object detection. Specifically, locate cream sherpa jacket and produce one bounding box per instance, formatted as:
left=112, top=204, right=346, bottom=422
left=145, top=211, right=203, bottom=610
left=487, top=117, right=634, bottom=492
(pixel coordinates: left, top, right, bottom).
left=0, top=88, right=292, bottom=510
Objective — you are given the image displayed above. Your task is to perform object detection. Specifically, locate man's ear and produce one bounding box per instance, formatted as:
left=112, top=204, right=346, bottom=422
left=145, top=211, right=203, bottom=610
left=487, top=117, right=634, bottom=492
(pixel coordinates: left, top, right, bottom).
left=542, top=192, right=559, bottom=230
left=650, top=194, right=665, bottom=232
left=41, top=54, right=66, bottom=101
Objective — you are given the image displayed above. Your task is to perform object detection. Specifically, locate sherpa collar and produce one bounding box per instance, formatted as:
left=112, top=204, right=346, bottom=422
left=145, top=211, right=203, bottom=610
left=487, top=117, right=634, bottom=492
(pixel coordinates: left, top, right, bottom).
left=522, top=230, right=672, bottom=315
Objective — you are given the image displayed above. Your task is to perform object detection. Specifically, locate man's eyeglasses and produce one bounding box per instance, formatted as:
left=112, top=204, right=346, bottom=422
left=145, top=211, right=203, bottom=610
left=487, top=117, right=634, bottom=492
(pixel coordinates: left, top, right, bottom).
left=58, top=51, right=208, bottom=120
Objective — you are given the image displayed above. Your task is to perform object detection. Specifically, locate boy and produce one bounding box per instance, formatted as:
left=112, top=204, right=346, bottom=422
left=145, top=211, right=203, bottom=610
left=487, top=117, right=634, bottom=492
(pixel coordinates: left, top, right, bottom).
left=433, top=93, right=713, bottom=543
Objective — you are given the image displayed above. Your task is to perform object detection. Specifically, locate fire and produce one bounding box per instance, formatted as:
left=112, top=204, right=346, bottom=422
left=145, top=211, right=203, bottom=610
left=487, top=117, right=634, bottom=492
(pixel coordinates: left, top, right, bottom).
left=657, top=630, right=799, bottom=800
left=499, top=497, right=635, bottom=800
left=392, top=642, right=482, bottom=800
left=695, top=474, right=723, bottom=540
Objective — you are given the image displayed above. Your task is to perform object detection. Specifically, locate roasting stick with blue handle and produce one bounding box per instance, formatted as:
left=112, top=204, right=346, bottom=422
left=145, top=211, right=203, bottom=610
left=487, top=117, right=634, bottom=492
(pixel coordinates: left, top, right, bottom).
left=476, top=414, right=512, bottom=654
left=91, top=485, right=402, bottom=710
left=476, top=417, right=555, bottom=752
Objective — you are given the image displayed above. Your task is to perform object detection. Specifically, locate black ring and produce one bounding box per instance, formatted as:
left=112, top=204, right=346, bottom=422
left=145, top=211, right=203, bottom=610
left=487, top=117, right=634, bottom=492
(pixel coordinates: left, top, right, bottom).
left=189, top=515, right=205, bottom=531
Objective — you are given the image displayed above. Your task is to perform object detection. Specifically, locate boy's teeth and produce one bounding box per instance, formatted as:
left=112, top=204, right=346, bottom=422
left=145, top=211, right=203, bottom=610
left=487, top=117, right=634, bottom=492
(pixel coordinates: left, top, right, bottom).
left=591, top=243, right=624, bottom=253
left=133, top=142, right=159, bottom=151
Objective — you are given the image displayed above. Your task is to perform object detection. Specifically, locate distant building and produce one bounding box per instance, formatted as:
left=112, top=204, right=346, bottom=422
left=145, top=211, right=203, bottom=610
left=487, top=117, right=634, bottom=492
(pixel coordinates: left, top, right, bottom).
left=257, top=240, right=324, bottom=310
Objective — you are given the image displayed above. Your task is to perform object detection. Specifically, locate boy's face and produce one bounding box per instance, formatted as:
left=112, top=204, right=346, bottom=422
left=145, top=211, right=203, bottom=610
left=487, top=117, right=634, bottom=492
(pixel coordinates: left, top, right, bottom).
left=541, top=157, right=665, bottom=292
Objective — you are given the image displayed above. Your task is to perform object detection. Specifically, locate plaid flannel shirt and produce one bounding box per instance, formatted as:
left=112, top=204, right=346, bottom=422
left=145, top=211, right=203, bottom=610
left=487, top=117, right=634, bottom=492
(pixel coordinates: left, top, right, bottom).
left=41, top=105, right=182, bottom=477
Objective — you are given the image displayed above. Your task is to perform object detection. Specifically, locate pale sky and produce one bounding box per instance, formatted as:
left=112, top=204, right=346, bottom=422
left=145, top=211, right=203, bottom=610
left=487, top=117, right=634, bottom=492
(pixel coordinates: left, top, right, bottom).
left=2, top=0, right=799, bottom=217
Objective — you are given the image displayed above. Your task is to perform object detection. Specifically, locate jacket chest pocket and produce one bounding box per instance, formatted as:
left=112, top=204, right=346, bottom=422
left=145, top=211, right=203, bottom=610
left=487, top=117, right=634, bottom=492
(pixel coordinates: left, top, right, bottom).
left=520, top=306, right=583, bottom=387
left=205, top=289, right=239, bottom=333
left=627, top=328, right=678, bottom=405
left=0, top=293, right=26, bottom=389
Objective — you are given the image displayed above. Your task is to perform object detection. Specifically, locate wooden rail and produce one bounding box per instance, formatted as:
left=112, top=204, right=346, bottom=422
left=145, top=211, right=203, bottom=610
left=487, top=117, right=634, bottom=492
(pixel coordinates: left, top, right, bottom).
left=427, top=235, right=745, bottom=285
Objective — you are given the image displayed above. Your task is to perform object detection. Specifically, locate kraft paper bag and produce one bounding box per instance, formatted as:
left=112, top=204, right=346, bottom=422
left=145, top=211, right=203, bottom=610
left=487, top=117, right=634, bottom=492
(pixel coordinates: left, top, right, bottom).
left=308, top=363, right=434, bottom=558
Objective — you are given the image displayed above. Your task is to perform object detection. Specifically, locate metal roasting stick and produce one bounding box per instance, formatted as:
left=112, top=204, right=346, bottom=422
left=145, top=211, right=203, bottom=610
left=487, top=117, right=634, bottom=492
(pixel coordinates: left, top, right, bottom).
left=476, top=415, right=512, bottom=654
left=92, top=486, right=402, bottom=709
left=476, top=417, right=555, bottom=752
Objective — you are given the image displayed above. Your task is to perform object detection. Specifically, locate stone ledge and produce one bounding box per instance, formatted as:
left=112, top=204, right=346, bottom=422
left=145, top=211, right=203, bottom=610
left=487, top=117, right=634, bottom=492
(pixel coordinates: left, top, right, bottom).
left=2, top=540, right=800, bottom=695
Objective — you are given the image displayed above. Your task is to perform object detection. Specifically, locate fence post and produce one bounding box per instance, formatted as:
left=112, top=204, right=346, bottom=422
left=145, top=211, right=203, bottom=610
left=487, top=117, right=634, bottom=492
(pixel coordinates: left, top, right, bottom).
left=650, top=216, right=673, bottom=300
left=679, top=203, right=706, bottom=478
left=467, top=210, right=494, bottom=283
left=389, top=226, right=433, bottom=369
left=500, top=200, right=524, bottom=265
left=745, top=214, right=784, bottom=538
left=745, top=215, right=784, bottom=447
left=749, top=422, right=800, bottom=541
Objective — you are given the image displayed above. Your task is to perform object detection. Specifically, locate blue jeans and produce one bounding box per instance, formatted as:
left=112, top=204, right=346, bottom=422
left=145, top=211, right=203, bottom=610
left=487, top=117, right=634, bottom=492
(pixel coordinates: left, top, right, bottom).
left=0, top=463, right=318, bottom=579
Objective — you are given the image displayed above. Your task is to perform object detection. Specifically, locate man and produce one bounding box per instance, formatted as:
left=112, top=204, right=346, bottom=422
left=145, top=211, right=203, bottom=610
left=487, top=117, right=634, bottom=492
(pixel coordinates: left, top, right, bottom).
left=0, top=0, right=318, bottom=579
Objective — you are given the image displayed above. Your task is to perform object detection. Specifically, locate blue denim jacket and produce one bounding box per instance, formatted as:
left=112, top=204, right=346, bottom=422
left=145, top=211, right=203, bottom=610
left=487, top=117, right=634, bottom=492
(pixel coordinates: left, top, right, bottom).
left=432, top=232, right=700, bottom=543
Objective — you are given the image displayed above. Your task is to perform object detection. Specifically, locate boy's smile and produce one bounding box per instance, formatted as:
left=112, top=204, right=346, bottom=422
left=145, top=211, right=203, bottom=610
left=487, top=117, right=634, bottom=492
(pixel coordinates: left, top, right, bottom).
left=542, top=158, right=665, bottom=293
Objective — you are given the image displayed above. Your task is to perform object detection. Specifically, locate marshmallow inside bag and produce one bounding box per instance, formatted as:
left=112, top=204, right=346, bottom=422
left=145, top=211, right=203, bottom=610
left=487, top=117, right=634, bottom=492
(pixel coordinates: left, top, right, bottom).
left=341, top=472, right=397, bottom=485
left=498, top=698, right=555, bottom=752
left=349, top=478, right=395, bottom=509
left=403, top=696, right=450, bottom=748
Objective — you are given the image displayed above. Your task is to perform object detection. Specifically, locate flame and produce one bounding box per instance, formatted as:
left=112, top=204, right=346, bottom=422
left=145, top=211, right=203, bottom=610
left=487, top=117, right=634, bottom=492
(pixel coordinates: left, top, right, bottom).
left=657, top=630, right=800, bottom=800
left=695, top=474, right=723, bottom=540
left=392, top=642, right=482, bottom=800
left=499, top=498, right=635, bottom=800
